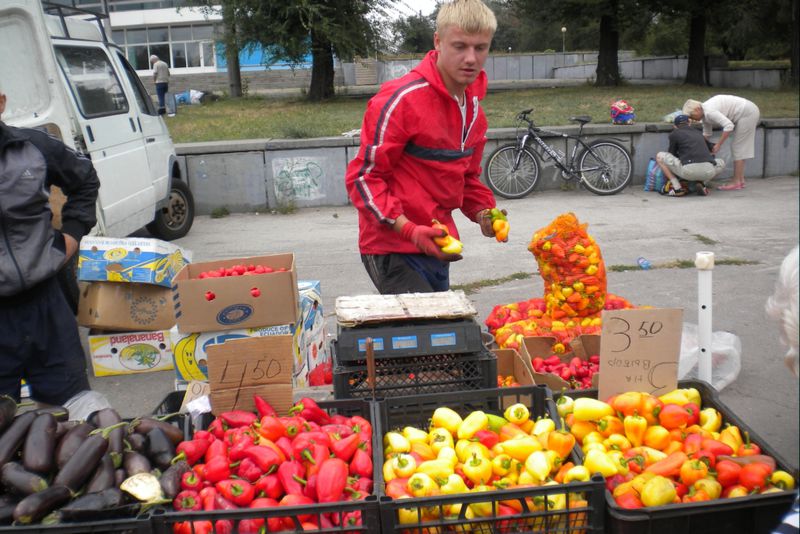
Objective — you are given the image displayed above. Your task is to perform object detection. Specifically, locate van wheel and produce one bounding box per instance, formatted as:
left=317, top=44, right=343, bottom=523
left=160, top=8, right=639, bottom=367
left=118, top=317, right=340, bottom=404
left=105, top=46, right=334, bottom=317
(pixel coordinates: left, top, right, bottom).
left=147, top=179, right=194, bottom=241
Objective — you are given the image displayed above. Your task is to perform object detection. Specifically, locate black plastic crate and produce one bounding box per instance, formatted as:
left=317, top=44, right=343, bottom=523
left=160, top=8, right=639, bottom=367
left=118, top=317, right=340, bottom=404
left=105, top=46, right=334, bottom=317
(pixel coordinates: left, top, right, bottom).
left=150, top=396, right=382, bottom=534
left=553, top=380, right=799, bottom=534
left=374, top=386, right=606, bottom=534
left=151, top=390, right=197, bottom=440
left=0, top=515, right=152, bottom=534
left=335, top=318, right=485, bottom=362
left=333, top=345, right=497, bottom=400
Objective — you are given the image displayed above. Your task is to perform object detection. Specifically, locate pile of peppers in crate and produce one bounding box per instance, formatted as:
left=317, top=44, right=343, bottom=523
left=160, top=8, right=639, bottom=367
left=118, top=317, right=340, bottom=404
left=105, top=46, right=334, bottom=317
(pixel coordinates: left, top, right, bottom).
left=170, top=395, right=373, bottom=534
left=486, top=212, right=634, bottom=351
left=557, top=387, right=797, bottom=508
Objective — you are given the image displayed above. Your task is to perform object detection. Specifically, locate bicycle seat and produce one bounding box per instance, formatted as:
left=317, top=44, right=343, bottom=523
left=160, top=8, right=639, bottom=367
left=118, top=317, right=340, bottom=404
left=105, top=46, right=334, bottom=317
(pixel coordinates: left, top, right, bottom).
left=569, top=116, right=592, bottom=125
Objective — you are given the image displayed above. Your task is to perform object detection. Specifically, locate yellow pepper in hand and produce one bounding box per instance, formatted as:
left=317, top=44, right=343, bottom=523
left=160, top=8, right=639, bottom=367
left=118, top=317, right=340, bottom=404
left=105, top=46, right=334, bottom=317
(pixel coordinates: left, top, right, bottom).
left=490, top=208, right=510, bottom=242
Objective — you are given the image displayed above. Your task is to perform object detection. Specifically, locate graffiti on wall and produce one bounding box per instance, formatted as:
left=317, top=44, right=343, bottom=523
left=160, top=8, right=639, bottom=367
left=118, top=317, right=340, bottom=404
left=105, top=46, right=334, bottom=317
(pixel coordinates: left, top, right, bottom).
left=271, top=157, right=326, bottom=204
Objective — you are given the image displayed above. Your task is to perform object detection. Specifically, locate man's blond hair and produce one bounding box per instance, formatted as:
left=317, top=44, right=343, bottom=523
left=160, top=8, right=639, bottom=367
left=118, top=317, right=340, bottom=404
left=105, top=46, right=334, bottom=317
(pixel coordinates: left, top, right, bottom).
left=436, top=0, right=497, bottom=36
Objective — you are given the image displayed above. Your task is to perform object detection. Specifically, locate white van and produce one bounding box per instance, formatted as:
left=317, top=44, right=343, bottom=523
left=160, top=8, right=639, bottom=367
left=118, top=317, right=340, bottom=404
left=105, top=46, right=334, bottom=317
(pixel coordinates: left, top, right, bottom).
left=0, top=0, right=194, bottom=241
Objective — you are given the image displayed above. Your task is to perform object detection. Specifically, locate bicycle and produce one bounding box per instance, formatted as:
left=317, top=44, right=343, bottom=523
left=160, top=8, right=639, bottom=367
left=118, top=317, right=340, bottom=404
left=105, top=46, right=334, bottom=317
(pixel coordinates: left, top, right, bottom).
left=484, top=109, right=633, bottom=198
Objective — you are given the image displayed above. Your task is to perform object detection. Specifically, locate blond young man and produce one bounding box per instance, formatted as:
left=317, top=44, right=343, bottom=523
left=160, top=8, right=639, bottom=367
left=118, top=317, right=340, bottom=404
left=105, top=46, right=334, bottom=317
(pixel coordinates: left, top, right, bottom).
left=345, top=0, right=506, bottom=294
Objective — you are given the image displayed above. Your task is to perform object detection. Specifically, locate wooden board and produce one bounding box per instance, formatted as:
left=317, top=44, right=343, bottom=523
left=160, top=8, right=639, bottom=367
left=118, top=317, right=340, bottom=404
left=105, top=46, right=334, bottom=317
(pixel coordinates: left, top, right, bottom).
left=335, top=290, right=477, bottom=327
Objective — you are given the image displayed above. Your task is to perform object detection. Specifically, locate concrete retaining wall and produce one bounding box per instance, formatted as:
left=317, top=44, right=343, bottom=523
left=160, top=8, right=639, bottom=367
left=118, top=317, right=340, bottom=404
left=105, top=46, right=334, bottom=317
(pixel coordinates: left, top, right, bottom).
left=175, top=119, right=799, bottom=214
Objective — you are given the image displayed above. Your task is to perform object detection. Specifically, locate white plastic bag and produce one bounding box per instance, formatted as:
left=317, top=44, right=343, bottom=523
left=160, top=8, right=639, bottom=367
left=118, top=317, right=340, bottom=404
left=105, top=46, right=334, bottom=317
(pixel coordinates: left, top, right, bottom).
left=62, top=390, right=112, bottom=421
left=679, top=322, right=742, bottom=390
left=663, top=109, right=683, bottom=123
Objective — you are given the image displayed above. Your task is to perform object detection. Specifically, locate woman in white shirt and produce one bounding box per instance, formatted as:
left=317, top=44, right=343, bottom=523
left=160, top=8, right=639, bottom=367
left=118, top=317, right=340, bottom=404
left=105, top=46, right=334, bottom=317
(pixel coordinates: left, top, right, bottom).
left=683, top=95, right=760, bottom=191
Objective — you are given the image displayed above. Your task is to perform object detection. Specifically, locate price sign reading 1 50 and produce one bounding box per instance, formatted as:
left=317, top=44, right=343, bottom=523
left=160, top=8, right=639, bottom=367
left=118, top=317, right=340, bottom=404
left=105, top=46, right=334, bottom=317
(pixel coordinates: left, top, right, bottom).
left=608, top=317, right=664, bottom=352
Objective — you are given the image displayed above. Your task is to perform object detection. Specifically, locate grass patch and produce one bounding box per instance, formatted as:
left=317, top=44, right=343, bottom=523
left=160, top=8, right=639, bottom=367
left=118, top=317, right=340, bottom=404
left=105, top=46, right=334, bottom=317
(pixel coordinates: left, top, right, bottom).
left=275, top=201, right=297, bottom=215
left=452, top=272, right=531, bottom=294
left=167, top=85, right=799, bottom=143
left=682, top=230, right=718, bottom=245
left=610, top=257, right=759, bottom=272
left=210, top=207, right=230, bottom=219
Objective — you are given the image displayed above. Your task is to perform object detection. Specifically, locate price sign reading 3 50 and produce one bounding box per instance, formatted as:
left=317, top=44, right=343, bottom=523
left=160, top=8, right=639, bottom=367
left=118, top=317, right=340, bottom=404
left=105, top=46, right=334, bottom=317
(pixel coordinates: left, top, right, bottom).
left=598, top=308, right=683, bottom=400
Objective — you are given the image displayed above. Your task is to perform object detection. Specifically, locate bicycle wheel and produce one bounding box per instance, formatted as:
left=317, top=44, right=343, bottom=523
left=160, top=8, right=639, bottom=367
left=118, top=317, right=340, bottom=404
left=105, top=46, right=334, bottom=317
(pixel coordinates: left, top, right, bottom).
left=485, top=145, right=540, bottom=199
left=578, top=139, right=632, bottom=195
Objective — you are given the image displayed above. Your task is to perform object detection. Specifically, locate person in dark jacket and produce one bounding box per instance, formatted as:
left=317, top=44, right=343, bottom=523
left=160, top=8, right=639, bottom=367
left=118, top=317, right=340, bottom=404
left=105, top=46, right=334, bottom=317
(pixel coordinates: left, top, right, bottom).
left=656, top=114, right=726, bottom=197
left=0, top=88, right=100, bottom=405
left=345, top=0, right=507, bottom=294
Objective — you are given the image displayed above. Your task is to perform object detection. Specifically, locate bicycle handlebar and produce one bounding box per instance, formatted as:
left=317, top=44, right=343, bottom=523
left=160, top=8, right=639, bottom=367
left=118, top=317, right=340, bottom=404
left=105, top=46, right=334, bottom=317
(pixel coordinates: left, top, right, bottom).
left=516, top=109, right=534, bottom=125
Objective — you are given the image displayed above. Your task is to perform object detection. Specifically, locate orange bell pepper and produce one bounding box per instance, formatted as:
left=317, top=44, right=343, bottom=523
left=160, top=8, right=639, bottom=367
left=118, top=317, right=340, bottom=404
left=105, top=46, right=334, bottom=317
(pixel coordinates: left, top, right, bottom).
left=623, top=414, right=647, bottom=448
left=644, top=451, right=688, bottom=478
left=547, top=425, right=576, bottom=460
left=597, top=415, right=624, bottom=438
left=679, top=459, right=709, bottom=486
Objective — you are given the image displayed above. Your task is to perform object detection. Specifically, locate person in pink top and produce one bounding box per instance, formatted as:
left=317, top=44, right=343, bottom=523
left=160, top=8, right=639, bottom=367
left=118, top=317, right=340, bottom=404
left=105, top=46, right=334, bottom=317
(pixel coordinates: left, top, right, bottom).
left=682, top=95, right=760, bottom=191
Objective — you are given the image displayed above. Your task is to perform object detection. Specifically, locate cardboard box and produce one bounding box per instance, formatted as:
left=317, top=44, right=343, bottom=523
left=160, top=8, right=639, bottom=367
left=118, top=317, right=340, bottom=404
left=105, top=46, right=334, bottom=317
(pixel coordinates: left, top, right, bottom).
left=520, top=335, right=600, bottom=391
left=78, top=282, right=175, bottom=331
left=88, top=330, right=174, bottom=377
left=78, top=237, right=191, bottom=288
left=170, top=280, right=327, bottom=387
left=172, top=253, right=299, bottom=332
left=494, top=348, right=536, bottom=409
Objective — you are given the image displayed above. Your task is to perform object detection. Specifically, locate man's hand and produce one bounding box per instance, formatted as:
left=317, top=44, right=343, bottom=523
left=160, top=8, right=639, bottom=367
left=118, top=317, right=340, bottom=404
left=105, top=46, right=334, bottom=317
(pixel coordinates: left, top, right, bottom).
left=477, top=208, right=509, bottom=242
left=63, top=234, right=79, bottom=260
left=400, top=221, right=462, bottom=262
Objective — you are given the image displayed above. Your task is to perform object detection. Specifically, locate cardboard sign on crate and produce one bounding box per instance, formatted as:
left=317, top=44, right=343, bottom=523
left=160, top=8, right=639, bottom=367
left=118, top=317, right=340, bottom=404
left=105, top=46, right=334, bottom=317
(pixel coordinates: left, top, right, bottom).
left=598, top=308, right=683, bottom=400
left=207, top=336, right=294, bottom=415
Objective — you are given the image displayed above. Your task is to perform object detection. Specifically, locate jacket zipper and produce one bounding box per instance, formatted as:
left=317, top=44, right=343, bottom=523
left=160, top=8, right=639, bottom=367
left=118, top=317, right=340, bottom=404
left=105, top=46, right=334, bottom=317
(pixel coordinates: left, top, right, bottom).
left=461, top=96, right=480, bottom=152
left=0, top=204, right=28, bottom=291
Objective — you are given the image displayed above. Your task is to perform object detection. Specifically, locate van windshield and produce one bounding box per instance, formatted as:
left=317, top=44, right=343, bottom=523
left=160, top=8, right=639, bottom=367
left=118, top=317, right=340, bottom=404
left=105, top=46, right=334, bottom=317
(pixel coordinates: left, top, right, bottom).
left=55, top=45, right=128, bottom=118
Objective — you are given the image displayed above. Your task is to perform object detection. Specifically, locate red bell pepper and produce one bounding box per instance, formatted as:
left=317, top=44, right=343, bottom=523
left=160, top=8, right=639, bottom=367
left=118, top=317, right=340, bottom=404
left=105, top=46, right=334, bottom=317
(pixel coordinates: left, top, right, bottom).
left=173, top=521, right=213, bottom=534
left=204, top=438, right=228, bottom=463
left=243, top=445, right=281, bottom=473
left=257, top=416, right=286, bottom=442
left=202, top=455, right=232, bottom=484
left=213, top=520, right=233, bottom=534
left=737, top=431, right=762, bottom=457
left=181, top=470, right=204, bottom=492
left=701, top=438, right=734, bottom=457
left=293, top=431, right=332, bottom=450
left=303, top=474, right=318, bottom=500
left=683, top=432, right=703, bottom=455
left=214, top=492, right=238, bottom=510
left=173, top=438, right=211, bottom=466
left=474, top=429, right=499, bottom=449
left=349, top=476, right=373, bottom=494
left=349, top=415, right=372, bottom=436
left=323, top=424, right=353, bottom=438
left=330, top=432, right=361, bottom=462
left=278, top=494, right=315, bottom=525
left=192, top=430, right=215, bottom=443
left=342, top=510, right=362, bottom=529
left=236, top=457, right=264, bottom=482
left=349, top=448, right=373, bottom=478
left=274, top=436, right=295, bottom=462
left=738, top=462, right=773, bottom=491
left=689, top=449, right=717, bottom=469
left=216, top=479, right=256, bottom=507
left=289, top=398, right=331, bottom=425
left=658, top=404, right=691, bottom=429
left=715, top=459, right=742, bottom=488
left=219, top=410, right=258, bottom=428
left=683, top=402, right=701, bottom=426
left=207, top=418, right=225, bottom=440
left=253, top=394, right=278, bottom=418
left=277, top=460, right=307, bottom=496
left=254, top=473, right=284, bottom=500
left=304, top=443, right=330, bottom=478
left=279, top=416, right=303, bottom=438
left=227, top=433, right=256, bottom=462
left=615, top=492, right=644, bottom=509
left=173, top=490, right=201, bottom=511
left=315, top=458, right=348, bottom=503
left=199, top=487, right=218, bottom=511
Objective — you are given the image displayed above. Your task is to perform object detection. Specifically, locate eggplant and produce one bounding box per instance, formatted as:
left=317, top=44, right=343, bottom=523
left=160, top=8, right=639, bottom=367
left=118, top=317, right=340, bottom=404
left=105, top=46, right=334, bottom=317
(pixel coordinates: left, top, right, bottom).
left=158, top=460, right=189, bottom=499
left=146, top=427, right=176, bottom=470
left=54, top=421, right=78, bottom=442
left=130, top=417, right=183, bottom=446
left=33, top=406, right=68, bottom=422
left=1, top=462, right=48, bottom=496
left=0, top=411, right=37, bottom=470
left=0, top=396, right=17, bottom=435
left=13, top=485, right=71, bottom=524
left=0, top=496, right=17, bottom=525
left=57, top=487, right=127, bottom=522
left=125, top=432, right=146, bottom=453
left=55, top=422, right=94, bottom=470
left=85, top=453, right=115, bottom=494
left=88, top=409, right=124, bottom=468
left=123, top=450, right=151, bottom=477
left=23, top=413, right=57, bottom=474
left=53, top=433, right=108, bottom=492
left=114, top=468, right=127, bottom=487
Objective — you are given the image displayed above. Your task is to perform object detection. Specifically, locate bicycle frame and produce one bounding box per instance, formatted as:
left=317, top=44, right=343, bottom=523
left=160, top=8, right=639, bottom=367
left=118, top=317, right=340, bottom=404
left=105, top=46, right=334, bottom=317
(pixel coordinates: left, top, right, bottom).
left=514, top=120, right=599, bottom=182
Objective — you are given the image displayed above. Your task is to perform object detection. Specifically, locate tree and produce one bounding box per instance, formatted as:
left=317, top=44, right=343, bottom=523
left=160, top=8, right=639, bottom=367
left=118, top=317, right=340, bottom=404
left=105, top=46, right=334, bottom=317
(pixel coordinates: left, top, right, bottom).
left=684, top=1, right=709, bottom=85
left=391, top=11, right=435, bottom=54
left=595, top=1, right=621, bottom=86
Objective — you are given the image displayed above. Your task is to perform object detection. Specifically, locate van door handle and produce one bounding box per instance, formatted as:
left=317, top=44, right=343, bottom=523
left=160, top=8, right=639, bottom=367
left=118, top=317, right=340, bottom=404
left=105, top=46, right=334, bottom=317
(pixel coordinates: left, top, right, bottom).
left=146, top=137, right=155, bottom=143
left=129, top=118, right=136, bottom=132
left=86, top=126, right=94, bottom=143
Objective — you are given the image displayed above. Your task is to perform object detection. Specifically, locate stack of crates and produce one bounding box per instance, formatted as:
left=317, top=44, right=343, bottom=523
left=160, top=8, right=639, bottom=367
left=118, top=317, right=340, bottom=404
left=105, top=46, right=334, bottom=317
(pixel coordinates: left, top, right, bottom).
left=332, top=317, right=497, bottom=399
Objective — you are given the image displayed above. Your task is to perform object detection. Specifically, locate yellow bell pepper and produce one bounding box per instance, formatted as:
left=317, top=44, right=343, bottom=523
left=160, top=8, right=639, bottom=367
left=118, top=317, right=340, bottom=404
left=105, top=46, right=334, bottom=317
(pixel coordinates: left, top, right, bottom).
left=525, top=450, right=552, bottom=482
left=457, top=411, right=488, bottom=440
left=582, top=442, right=607, bottom=455
left=582, top=431, right=605, bottom=446
left=390, top=453, right=417, bottom=478
left=486, top=413, right=508, bottom=433
left=455, top=440, right=489, bottom=463
left=771, top=470, right=796, bottom=491
left=504, top=403, right=530, bottom=425
left=502, top=435, right=542, bottom=462
left=584, top=450, right=619, bottom=478
left=397, top=507, right=422, bottom=526
left=683, top=388, right=702, bottom=407
left=408, top=472, right=439, bottom=497
left=517, top=470, right=537, bottom=486
left=416, top=459, right=454, bottom=482
left=428, top=427, right=454, bottom=454
left=403, top=426, right=430, bottom=444
left=431, top=407, right=462, bottom=434
left=572, top=398, right=614, bottom=421
left=531, top=417, right=555, bottom=436
left=437, top=446, right=458, bottom=467
left=467, top=485, right=494, bottom=517
left=643, top=425, right=671, bottom=451
left=556, top=395, right=575, bottom=418
left=694, top=477, right=722, bottom=499
left=544, top=449, right=563, bottom=473
left=541, top=481, right=567, bottom=510
left=438, top=473, right=469, bottom=495
left=519, top=419, right=535, bottom=434
left=658, top=389, right=690, bottom=406
left=384, top=432, right=411, bottom=454
left=383, top=459, right=396, bottom=482
left=699, top=408, right=721, bottom=433
left=410, top=441, right=436, bottom=462
left=463, top=452, right=493, bottom=485
left=623, top=414, right=647, bottom=448
left=603, top=433, right=632, bottom=452
left=719, top=424, right=744, bottom=452
left=640, top=475, right=677, bottom=507
left=630, top=472, right=656, bottom=494
left=640, top=446, right=668, bottom=465
left=492, top=454, right=514, bottom=477
left=607, top=450, right=630, bottom=476
left=536, top=430, right=550, bottom=450
left=564, top=465, right=591, bottom=483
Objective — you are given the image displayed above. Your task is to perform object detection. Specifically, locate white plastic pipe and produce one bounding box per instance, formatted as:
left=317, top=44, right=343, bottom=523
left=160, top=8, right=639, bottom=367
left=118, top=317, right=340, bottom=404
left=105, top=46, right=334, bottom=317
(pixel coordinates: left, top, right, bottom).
left=695, top=251, right=715, bottom=384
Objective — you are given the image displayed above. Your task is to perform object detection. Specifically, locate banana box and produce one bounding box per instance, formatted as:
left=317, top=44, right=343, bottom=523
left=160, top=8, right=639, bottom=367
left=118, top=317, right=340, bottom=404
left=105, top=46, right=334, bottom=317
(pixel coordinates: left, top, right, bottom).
left=171, top=280, right=327, bottom=387
left=88, top=330, right=174, bottom=377
left=78, top=237, right=191, bottom=288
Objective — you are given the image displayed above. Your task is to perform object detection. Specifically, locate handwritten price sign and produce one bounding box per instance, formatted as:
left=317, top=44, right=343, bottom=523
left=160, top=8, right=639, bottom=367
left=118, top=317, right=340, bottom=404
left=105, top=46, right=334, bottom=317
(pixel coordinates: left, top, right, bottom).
left=207, top=335, right=294, bottom=415
left=598, top=308, right=683, bottom=400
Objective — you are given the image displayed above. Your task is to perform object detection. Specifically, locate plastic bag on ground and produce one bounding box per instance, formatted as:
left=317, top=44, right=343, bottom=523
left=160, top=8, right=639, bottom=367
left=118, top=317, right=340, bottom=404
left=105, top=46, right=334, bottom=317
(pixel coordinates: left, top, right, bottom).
left=679, top=322, right=742, bottom=390
left=62, top=389, right=112, bottom=421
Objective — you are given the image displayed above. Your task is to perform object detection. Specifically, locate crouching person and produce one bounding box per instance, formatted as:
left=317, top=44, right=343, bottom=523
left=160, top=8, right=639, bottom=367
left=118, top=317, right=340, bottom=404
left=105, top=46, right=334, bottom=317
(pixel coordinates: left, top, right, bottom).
left=657, top=114, right=725, bottom=197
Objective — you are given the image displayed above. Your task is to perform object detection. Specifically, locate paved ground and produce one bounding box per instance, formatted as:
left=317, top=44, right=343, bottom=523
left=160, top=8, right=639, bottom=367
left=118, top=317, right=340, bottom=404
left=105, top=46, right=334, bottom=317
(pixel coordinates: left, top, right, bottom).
left=88, top=175, right=799, bottom=470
